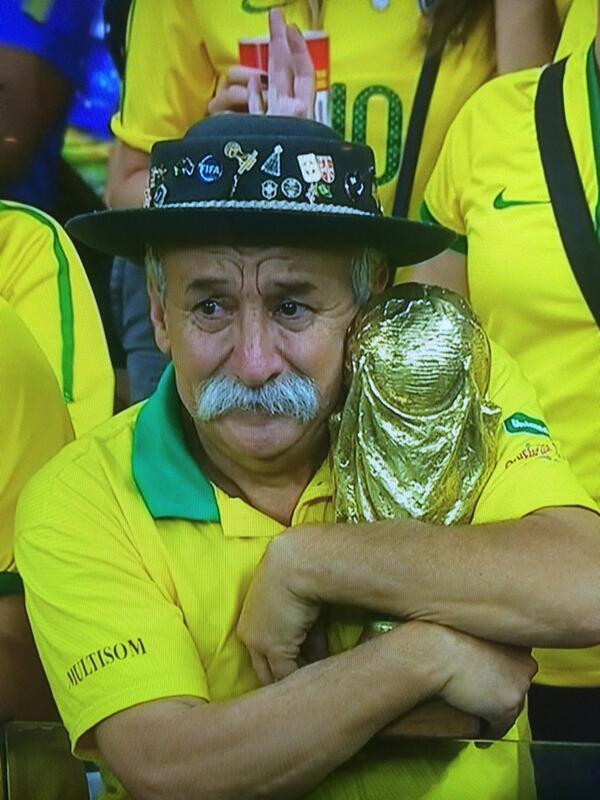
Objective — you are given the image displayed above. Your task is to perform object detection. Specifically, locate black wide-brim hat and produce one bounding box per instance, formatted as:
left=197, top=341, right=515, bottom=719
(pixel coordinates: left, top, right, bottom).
left=67, top=114, right=455, bottom=266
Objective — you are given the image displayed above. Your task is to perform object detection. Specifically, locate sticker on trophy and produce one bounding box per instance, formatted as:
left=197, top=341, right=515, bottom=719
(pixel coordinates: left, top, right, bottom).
left=261, top=179, right=278, bottom=200
left=297, top=153, right=322, bottom=183
left=282, top=177, right=302, bottom=199
left=261, top=144, right=283, bottom=177
left=316, top=155, right=335, bottom=184
left=149, top=164, right=167, bottom=189
left=197, top=154, right=223, bottom=183
left=344, top=172, right=366, bottom=204
left=152, top=184, right=168, bottom=207
left=173, top=157, right=195, bottom=177
left=224, top=141, right=258, bottom=173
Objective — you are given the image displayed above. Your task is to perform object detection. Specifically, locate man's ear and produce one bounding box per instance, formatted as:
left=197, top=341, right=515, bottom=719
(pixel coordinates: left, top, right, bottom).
left=147, top=284, right=171, bottom=357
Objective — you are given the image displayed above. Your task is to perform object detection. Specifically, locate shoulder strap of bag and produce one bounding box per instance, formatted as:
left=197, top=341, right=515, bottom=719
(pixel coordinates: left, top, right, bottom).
left=535, top=57, right=600, bottom=326
left=392, top=47, right=442, bottom=219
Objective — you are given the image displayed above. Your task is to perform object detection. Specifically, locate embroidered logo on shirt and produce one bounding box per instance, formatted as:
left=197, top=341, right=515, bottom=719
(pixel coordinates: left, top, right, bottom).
left=66, top=638, right=147, bottom=688
left=503, top=413, right=550, bottom=438
left=505, top=442, right=559, bottom=469
left=493, top=189, right=550, bottom=210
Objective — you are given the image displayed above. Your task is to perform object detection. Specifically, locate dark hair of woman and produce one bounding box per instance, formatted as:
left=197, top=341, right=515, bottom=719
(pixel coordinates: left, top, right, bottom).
left=427, top=0, right=493, bottom=55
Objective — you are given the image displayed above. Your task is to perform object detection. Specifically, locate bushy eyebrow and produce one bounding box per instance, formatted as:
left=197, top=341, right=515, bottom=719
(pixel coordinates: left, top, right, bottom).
left=269, top=280, right=319, bottom=295
left=184, top=278, right=231, bottom=296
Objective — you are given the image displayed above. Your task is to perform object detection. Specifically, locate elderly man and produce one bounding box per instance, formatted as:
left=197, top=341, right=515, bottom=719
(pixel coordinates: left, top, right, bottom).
left=15, top=114, right=600, bottom=800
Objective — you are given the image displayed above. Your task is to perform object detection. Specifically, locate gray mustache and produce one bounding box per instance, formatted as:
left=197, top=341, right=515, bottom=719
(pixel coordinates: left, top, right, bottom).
left=194, top=372, right=321, bottom=423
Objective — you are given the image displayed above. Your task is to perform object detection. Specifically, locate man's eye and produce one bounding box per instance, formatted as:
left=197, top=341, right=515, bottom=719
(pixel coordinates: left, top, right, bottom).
left=278, top=301, right=305, bottom=317
left=197, top=299, right=220, bottom=316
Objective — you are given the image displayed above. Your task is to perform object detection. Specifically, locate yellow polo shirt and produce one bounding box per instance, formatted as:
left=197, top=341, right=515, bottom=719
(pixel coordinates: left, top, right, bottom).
left=0, top=299, right=73, bottom=571
left=0, top=199, right=114, bottom=436
left=555, top=0, right=596, bottom=59
left=16, top=345, right=595, bottom=799
left=423, top=45, right=600, bottom=686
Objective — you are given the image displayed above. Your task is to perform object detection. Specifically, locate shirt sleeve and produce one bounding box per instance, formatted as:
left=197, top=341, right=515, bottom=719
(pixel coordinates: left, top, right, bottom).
left=15, top=457, right=210, bottom=758
left=111, top=0, right=218, bottom=152
left=0, top=300, right=73, bottom=570
left=421, top=97, right=475, bottom=256
left=472, top=341, right=599, bottom=524
left=0, top=201, right=114, bottom=436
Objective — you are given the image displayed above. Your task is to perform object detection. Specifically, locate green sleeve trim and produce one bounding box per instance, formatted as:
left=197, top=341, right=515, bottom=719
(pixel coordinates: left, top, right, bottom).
left=0, top=573, right=24, bottom=597
left=420, top=202, right=468, bottom=255
left=0, top=200, right=75, bottom=402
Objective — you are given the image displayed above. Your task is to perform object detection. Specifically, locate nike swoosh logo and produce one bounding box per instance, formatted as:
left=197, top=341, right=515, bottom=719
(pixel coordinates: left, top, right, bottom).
left=493, top=189, right=550, bottom=210
left=242, top=0, right=299, bottom=12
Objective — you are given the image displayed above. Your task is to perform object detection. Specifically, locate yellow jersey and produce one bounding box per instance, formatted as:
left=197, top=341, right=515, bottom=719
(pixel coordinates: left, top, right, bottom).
left=16, top=347, right=595, bottom=799
left=0, top=299, right=73, bottom=570
left=112, top=0, right=501, bottom=218
left=556, top=0, right=596, bottom=59
left=423, top=45, right=600, bottom=686
left=0, top=200, right=114, bottom=436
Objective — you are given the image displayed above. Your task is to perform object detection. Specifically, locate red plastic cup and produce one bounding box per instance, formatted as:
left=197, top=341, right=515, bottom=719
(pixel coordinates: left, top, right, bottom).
left=238, top=31, right=330, bottom=124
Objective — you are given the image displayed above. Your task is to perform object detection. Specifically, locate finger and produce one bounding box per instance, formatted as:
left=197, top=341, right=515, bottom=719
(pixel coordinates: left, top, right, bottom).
left=249, top=650, right=275, bottom=686
left=208, top=85, right=251, bottom=115
left=224, top=65, right=267, bottom=87
left=248, top=73, right=266, bottom=115
left=287, top=24, right=315, bottom=119
left=268, top=8, right=294, bottom=107
left=481, top=712, right=518, bottom=741
left=269, top=655, right=300, bottom=682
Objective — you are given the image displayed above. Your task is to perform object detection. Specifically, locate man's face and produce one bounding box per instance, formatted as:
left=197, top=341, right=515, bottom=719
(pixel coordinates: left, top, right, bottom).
left=150, top=245, right=359, bottom=463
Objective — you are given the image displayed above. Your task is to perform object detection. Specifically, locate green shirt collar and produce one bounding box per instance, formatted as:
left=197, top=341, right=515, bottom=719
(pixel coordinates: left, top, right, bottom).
left=132, top=363, right=219, bottom=521
left=586, top=43, right=600, bottom=231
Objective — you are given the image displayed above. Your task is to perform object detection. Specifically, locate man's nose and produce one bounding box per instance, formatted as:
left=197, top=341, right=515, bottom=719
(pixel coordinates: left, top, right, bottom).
left=228, top=310, right=285, bottom=387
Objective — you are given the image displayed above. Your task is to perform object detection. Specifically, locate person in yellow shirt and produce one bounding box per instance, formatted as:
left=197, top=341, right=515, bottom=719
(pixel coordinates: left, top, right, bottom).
left=0, top=298, right=73, bottom=722
left=108, top=0, right=567, bottom=217
left=556, top=0, right=597, bottom=58
left=416, top=0, right=600, bottom=746
left=16, top=112, right=600, bottom=800
left=0, top=199, right=114, bottom=435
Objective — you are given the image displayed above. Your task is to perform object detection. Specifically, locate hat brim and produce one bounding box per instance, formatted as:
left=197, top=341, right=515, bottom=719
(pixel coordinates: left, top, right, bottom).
left=66, top=207, right=455, bottom=266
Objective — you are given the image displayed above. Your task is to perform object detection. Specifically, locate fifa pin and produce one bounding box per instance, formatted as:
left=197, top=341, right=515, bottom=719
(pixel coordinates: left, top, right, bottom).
left=196, top=154, right=223, bottom=183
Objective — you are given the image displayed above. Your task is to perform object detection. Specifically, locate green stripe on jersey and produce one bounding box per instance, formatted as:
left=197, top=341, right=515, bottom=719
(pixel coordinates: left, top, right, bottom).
left=0, top=200, right=75, bottom=402
left=420, top=201, right=467, bottom=255
left=585, top=44, right=600, bottom=237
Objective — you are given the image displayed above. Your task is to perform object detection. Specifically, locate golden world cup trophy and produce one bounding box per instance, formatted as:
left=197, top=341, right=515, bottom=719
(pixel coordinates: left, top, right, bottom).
left=330, top=283, right=502, bottom=737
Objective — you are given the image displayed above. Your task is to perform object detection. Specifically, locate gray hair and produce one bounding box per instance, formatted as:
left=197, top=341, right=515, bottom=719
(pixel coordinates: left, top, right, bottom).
left=145, top=245, right=388, bottom=307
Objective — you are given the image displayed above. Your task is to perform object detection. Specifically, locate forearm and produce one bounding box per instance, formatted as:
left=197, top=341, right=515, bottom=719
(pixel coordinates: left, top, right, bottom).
left=101, top=625, right=445, bottom=800
left=290, top=508, right=600, bottom=647
left=104, top=141, right=149, bottom=208
left=494, top=0, right=560, bottom=74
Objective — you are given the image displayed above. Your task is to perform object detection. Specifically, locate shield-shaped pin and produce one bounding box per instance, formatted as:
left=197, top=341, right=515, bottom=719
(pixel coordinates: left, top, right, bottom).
left=297, top=153, right=322, bottom=183
left=316, top=155, right=335, bottom=184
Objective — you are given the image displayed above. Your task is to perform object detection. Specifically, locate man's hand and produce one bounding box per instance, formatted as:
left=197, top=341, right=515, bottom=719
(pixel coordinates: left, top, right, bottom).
left=237, top=535, right=321, bottom=684
left=208, top=9, right=314, bottom=118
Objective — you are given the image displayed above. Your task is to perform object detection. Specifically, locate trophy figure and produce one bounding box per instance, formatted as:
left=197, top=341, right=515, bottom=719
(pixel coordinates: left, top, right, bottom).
left=330, top=283, right=502, bottom=737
